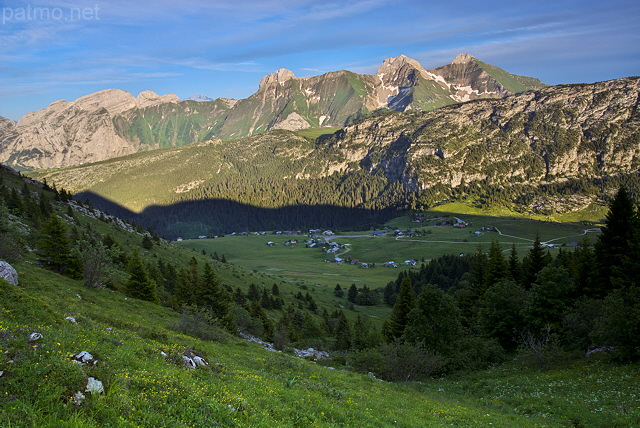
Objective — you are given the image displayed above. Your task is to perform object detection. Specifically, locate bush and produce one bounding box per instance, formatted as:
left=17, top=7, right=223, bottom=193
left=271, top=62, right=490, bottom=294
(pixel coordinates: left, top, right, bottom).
left=517, top=324, right=561, bottom=371
left=347, top=348, right=388, bottom=377
left=171, top=305, right=230, bottom=342
left=347, top=340, right=445, bottom=382
left=593, top=287, right=640, bottom=361
left=561, top=297, right=603, bottom=351
left=448, top=337, right=507, bottom=372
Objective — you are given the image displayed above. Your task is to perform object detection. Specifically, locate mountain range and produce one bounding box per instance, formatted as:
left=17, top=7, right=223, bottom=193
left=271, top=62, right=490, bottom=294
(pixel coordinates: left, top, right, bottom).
left=0, top=53, right=546, bottom=170
left=27, top=76, right=640, bottom=237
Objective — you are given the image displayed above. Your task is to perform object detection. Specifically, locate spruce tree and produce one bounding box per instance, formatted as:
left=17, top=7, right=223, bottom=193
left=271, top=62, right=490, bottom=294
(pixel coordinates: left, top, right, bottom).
left=595, top=186, right=637, bottom=295
left=613, top=205, right=640, bottom=289
left=197, top=262, right=234, bottom=332
left=334, top=312, right=352, bottom=350
left=347, top=283, right=358, bottom=303
left=250, top=301, right=274, bottom=341
left=484, top=240, right=508, bottom=290
left=125, top=249, right=158, bottom=302
left=37, top=214, right=82, bottom=279
left=521, top=233, right=551, bottom=288
left=508, top=243, right=520, bottom=283
left=383, top=275, right=415, bottom=342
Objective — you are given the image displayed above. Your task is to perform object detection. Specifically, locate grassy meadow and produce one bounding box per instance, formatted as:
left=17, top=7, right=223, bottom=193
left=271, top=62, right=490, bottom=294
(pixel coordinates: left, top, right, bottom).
left=177, top=210, right=601, bottom=291
left=2, top=261, right=638, bottom=427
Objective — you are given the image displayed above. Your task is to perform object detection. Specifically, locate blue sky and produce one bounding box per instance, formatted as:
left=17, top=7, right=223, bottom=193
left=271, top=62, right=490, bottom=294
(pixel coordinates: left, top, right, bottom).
left=1, top=0, right=639, bottom=121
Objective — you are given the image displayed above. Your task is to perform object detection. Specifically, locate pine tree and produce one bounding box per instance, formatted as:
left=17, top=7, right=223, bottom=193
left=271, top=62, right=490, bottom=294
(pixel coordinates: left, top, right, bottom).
left=383, top=275, right=415, bottom=342
left=334, top=312, right=352, bottom=350
left=37, top=214, right=83, bottom=279
left=197, top=262, right=234, bottom=332
left=125, top=249, right=158, bottom=302
left=521, top=233, right=551, bottom=288
left=595, top=186, right=637, bottom=296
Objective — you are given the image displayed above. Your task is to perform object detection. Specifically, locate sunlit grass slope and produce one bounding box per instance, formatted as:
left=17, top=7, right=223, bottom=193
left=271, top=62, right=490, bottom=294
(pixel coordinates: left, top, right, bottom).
left=0, top=262, right=567, bottom=427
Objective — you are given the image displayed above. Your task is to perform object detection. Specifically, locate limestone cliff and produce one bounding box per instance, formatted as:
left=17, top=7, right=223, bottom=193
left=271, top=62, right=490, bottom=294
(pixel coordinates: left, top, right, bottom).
left=0, top=90, right=179, bottom=170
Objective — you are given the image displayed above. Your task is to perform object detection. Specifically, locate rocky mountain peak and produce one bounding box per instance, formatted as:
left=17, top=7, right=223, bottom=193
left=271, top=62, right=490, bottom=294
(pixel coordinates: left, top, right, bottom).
left=73, top=89, right=136, bottom=115
left=259, top=68, right=296, bottom=89
left=451, top=53, right=475, bottom=64
left=136, top=90, right=180, bottom=109
left=377, top=54, right=425, bottom=76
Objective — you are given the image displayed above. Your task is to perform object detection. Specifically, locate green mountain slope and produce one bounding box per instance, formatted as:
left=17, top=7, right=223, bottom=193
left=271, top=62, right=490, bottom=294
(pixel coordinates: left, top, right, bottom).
left=114, top=99, right=233, bottom=149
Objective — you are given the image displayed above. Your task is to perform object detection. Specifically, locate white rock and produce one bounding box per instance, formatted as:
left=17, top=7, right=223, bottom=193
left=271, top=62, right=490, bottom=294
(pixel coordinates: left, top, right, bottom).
left=73, top=351, right=94, bottom=365
left=28, top=332, right=43, bottom=342
left=0, top=261, right=18, bottom=285
left=192, top=356, right=208, bottom=366
left=65, top=316, right=77, bottom=324
left=182, top=355, right=196, bottom=369
left=73, top=391, right=85, bottom=405
left=85, top=377, right=104, bottom=394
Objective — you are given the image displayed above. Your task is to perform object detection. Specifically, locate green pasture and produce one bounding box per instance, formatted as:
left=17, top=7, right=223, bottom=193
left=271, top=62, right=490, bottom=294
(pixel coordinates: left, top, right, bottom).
left=177, top=234, right=405, bottom=290
left=177, top=212, right=600, bottom=291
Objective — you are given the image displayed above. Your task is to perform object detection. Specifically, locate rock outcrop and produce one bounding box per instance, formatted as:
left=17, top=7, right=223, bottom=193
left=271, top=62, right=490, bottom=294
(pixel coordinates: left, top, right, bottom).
left=0, top=90, right=179, bottom=170
left=0, top=261, right=18, bottom=285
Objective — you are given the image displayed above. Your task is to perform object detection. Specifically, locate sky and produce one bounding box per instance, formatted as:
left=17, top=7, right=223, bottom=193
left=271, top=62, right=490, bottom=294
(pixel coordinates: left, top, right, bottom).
left=1, top=0, right=639, bottom=121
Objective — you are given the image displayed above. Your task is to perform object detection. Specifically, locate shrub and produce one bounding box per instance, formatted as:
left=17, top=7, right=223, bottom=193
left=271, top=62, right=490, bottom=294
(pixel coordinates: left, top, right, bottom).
left=171, top=305, right=230, bottom=342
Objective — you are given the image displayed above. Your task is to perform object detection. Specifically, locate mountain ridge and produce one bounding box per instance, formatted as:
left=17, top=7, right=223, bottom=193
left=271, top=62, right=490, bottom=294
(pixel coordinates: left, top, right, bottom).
left=0, top=53, right=546, bottom=170
left=27, top=76, right=640, bottom=237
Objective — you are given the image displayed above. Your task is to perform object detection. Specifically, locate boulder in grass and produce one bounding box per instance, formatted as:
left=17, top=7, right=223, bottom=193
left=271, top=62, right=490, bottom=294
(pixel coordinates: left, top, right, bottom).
left=28, top=332, right=43, bottom=342
left=182, top=355, right=196, bottom=369
left=85, top=377, right=104, bottom=394
left=72, top=351, right=96, bottom=365
left=192, top=355, right=208, bottom=366
left=0, top=261, right=18, bottom=286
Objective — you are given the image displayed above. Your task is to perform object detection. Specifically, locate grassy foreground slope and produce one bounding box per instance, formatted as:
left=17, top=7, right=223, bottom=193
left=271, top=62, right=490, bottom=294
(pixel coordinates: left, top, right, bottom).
left=3, top=263, right=640, bottom=427
left=0, top=264, right=543, bottom=427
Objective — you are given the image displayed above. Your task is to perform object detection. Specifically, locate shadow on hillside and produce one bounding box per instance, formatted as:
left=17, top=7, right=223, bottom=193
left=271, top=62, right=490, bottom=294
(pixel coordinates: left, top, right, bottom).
left=74, top=191, right=401, bottom=240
